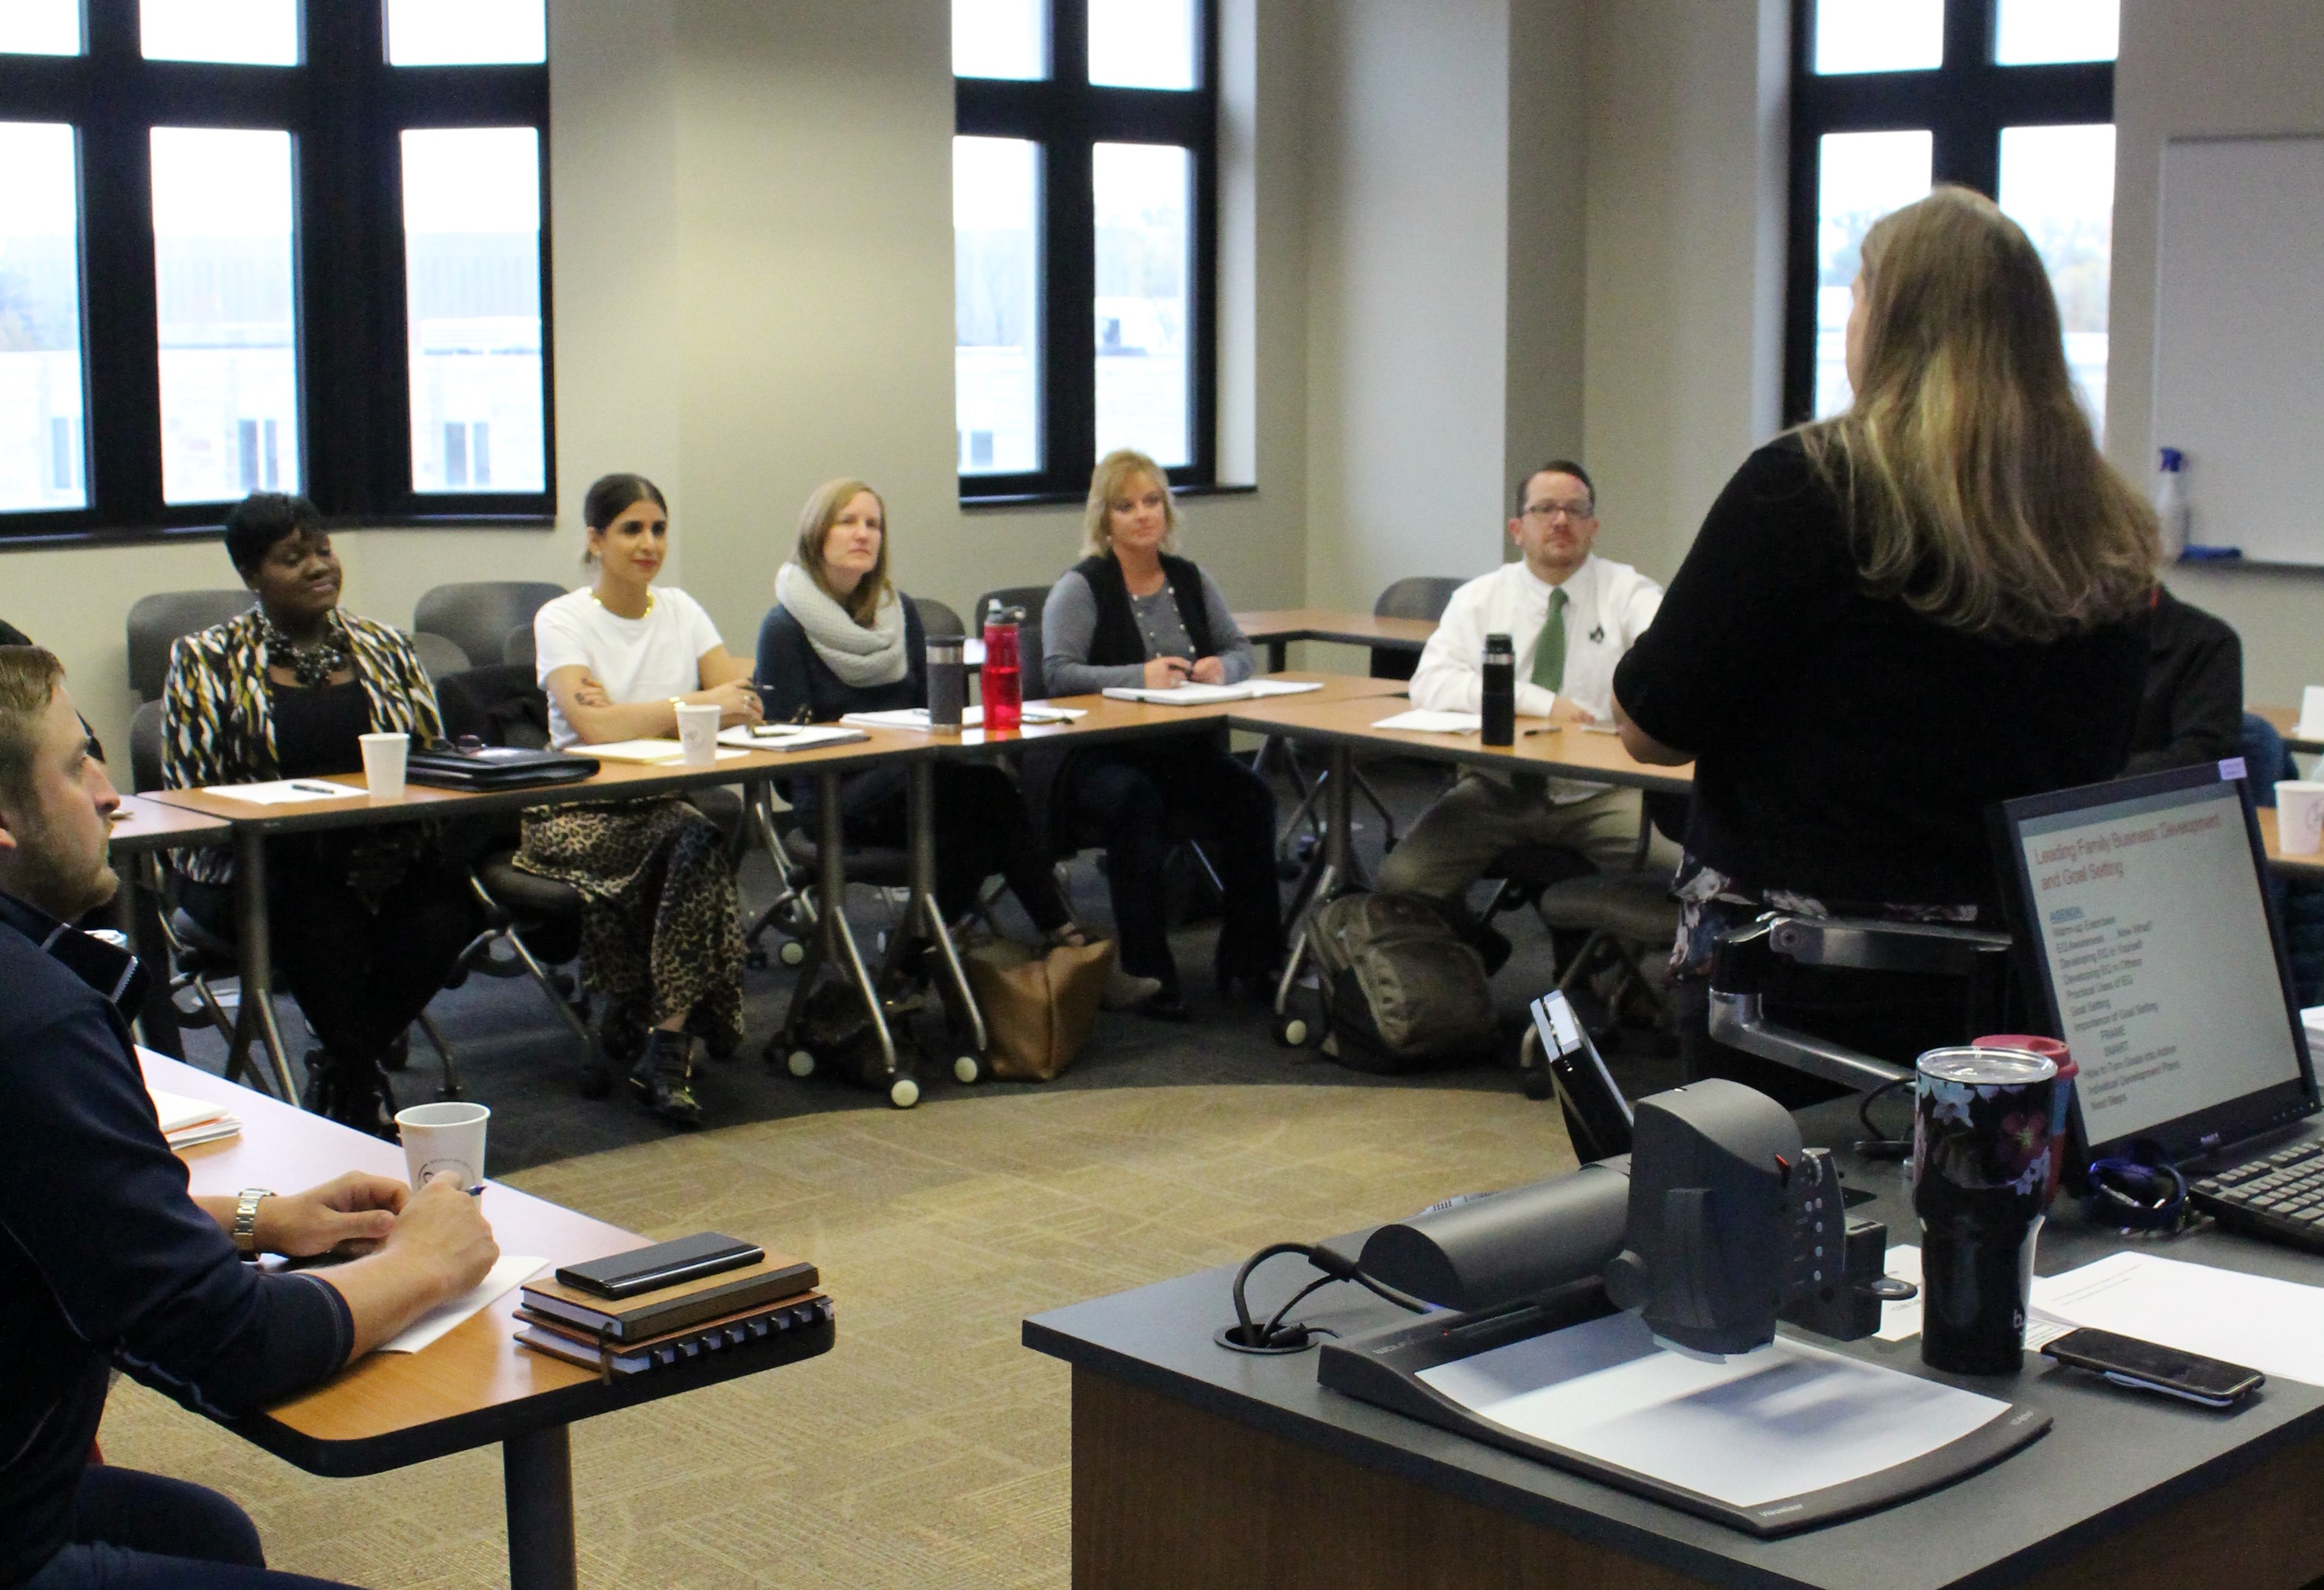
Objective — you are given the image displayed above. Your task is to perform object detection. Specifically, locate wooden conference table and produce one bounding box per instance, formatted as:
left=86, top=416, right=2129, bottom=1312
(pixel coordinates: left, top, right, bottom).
left=2253, top=704, right=2324, bottom=758
left=133, top=672, right=1405, bottom=1106
left=1028, top=1093, right=2324, bottom=1590
left=144, top=1049, right=832, bottom=1590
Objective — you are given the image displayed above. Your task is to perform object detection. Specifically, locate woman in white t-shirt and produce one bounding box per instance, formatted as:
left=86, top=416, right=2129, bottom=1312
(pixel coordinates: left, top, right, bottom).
left=514, top=473, right=763, bottom=1126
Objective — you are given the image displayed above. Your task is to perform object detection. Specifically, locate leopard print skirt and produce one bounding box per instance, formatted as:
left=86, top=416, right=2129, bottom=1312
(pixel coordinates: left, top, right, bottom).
left=512, top=797, right=744, bottom=1058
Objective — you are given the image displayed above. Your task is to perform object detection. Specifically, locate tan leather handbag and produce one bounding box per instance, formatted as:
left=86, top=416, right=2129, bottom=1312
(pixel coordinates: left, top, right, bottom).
left=963, top=938, right=1116, bottom=1081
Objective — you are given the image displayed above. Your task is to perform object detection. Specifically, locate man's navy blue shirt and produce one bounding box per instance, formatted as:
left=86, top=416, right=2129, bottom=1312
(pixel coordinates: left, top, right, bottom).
left=0, top=893, right=351, bottom=1588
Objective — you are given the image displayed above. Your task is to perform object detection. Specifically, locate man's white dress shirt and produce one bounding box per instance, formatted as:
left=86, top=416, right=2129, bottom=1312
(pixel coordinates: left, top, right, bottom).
left=1407, top=553, right=1664, bottom=801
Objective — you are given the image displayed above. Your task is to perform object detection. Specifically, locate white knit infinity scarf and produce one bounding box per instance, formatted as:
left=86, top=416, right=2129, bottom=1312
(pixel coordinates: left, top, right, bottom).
left=775, top=561, right=908, bottom=687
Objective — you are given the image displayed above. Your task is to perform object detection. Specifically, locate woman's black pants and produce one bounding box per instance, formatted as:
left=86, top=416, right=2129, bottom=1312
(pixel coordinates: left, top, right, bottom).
left=1060, top=738, right=1284, bottom=994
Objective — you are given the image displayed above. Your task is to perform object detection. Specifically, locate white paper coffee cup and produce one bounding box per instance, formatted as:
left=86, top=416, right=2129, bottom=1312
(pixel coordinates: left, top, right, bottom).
left=395, top=1101, right=490, bottom=1189
left=2278, top=781, right=2324, bottom=856
left=675, top=702, right=721, bottom=766
left=360, top=731, right=409, bottom=799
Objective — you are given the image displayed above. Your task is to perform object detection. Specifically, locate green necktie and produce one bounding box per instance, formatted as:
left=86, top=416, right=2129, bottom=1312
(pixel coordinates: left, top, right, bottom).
left=1531, top=587, right=1568, bottom=693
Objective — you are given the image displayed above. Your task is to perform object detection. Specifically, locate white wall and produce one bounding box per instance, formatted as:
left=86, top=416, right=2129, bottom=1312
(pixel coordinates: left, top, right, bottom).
left=1300, top=0, right=1521, bottom=612
left=1578, top=0, right=1789, bottom=586
left=2110, top=0, right=2324, bottom=703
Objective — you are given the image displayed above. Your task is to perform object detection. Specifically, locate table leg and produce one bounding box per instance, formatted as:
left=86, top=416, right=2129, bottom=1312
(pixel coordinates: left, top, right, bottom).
left=230, top=827, right=301, bottom=1103
left=117, top=856, right=184, bottom=1060
left=906, top=759, right=986, bottom=1054
left=817, top=771, right=899, bottom=1082
left=1275, top=744, right=1354, bottom=1017
left=1266, top=637, right=1288, bottom=672
left=502, top=1425, right=576, bottom=1590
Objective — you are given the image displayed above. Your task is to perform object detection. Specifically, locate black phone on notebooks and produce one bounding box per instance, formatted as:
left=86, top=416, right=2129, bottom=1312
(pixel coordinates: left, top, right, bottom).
left=555, top=1232, right=764, bottom=1300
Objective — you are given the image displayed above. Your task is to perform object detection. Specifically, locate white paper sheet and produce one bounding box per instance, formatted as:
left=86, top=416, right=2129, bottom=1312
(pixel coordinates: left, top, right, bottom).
left=580, top=740, right=749, bottom=764
left=2031, top=1251, right=2324, bottom=1386
left=145, top=1084, right=226, bottom=1135
left=200, top=779, right=367, bottom=804
left=1372, top=709, right=1482, bottom=734
left=376, top=1254, right=547, bottom=1355
left=2298, top=685, right=2324, bottom=740
left=718, top=725, right=869, bottom=752
left=1873, top=1244, right=2072, bottom=1349
left=1417, top=1310, right=2012, bottom=1509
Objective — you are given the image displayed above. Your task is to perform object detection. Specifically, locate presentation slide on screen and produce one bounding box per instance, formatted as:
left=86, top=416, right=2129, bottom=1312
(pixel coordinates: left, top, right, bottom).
left=2019, top=785, right=2299, bottom=1144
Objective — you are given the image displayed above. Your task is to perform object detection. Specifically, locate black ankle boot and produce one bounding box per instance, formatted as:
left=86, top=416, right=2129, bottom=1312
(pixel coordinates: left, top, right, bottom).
left=628, top=1029, right=702, bottom=1128
left=304, top=1049, right=398, bottom=1140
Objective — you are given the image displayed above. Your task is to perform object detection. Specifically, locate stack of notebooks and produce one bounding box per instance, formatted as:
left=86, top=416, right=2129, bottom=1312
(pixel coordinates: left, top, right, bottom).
left=515, top=1254, right=827, bottom=1378
left=147, top=1084, right=242, bottom=1150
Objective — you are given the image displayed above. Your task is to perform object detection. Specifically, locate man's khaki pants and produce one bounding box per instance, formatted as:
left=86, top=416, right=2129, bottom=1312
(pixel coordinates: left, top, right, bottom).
left=1375, top=774, right=1681, bottom=904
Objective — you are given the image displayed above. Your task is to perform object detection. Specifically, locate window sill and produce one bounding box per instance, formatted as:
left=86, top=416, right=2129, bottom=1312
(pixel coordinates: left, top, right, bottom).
left=960, top=482, right=1258, bottom=511
left=0, top=513, right=557, bottom=552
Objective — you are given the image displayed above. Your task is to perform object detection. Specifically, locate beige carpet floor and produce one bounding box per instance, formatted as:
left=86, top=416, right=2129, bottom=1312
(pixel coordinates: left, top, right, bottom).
left=98, top=1082, right=1576, bottom=1589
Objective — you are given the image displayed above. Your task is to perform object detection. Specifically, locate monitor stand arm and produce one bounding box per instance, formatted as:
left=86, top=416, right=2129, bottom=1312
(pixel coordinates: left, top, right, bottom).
left=1707, top=915, right=2015, bottom=1092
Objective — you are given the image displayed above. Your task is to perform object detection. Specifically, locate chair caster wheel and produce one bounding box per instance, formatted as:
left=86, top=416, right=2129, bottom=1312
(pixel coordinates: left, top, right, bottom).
left=889, top=1076, right=921, bottom=1109
left=779, top=940, right=806, bottom=967
left=1274, top=1016, right=1310, bottom=1048
left=577, top=1063, right=611, bottom=1100
left=785, top=1049, right=816, bottom=1079
left=1521, top=1070, right=1555, bottom=1102
left=952, top=1054, right=981, bottom=1084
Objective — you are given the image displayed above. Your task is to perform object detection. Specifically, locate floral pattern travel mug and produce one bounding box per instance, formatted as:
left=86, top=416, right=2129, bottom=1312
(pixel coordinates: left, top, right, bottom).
left=1913, top=1045, right=2058, bottom=1374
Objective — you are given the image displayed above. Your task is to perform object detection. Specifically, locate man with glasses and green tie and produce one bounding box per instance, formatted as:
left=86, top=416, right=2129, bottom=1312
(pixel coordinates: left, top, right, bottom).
left=1377, top=461, right=1677, bottom=962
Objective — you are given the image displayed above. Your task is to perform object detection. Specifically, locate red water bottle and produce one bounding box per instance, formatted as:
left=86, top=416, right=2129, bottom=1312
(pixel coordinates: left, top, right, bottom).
left=982, top=604, right=1023, bottom=731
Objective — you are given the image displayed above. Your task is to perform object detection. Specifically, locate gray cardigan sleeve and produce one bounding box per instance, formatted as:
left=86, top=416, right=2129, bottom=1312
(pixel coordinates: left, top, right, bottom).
left=1202, top=571, right=1256, bottom=684
left=1041, top=571, right=1148, bottom=694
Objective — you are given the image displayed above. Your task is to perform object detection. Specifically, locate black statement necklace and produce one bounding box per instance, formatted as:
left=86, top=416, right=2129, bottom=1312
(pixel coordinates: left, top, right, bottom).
left=263, top=612, right=352, bottom=688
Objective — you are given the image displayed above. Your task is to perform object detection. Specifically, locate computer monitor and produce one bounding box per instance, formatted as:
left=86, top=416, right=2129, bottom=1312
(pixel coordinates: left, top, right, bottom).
left=1996, top=760, right=2317, bottom=1164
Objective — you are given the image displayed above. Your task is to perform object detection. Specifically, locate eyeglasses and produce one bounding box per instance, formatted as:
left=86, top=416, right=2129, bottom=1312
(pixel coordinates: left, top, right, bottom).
left=1522, top=500, right=1594, bottom=522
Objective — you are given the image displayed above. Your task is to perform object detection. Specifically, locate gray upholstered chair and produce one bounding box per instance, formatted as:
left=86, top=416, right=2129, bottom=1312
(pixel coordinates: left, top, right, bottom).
left=126, top=590, right=254, bottom=701
left=413, top=581, right=567, bottom=670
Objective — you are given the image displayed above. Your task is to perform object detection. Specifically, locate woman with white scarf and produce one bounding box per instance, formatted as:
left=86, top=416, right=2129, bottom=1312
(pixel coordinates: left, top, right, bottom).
left=757, top=479, right=1118, bottom=982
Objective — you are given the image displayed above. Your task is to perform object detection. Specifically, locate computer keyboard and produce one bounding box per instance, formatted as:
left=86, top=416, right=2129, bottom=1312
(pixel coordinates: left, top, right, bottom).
left=2191, top=1142, right=2324, bottom=1251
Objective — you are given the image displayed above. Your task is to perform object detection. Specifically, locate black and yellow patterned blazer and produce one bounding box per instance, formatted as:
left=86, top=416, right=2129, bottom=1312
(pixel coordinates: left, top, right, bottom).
left=161, top=607, right=444, bottom=886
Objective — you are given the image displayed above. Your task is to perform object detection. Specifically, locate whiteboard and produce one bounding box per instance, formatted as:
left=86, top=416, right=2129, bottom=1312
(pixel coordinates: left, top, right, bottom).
left=2153, top=135, right=2324, bottom=566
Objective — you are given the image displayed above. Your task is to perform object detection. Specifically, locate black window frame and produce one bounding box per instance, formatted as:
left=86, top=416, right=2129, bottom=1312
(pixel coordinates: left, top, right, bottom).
left=1783, top=0, right=2112, bottom=425
left=954, top=0, right=1219, bottom=504
left=0, top=0, right=551, bottom=546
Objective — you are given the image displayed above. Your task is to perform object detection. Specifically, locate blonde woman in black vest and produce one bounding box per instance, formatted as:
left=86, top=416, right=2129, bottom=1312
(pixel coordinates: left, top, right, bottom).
left=1041, top=448, right=1282, bottom=1020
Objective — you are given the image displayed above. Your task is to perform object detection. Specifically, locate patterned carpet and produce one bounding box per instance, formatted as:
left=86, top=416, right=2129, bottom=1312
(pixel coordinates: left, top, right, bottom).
left=98, top=1080, right=1578, bottom=1589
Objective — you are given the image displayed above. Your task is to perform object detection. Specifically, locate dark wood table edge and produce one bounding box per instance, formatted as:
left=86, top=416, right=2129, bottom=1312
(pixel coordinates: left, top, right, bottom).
left=1027, top=1292, right=2324, bottom=1590
left=233, top=1317, right=835, bottom=1478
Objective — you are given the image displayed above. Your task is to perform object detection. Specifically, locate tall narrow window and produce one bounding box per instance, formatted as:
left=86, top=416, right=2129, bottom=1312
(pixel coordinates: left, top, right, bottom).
left=1814, top=131, right=1933, bottom=418
left=140, top=0, right=299, bottom=65
left=954, top=137, right=1044, bottom=475
left=151, top=127, right=299, bottom=505
left=402, top=127, right=546, bottom=495
left=1785, top=0, right=2116, bottom=423
left=2000, top=123, right=2114, bottom=428
left=954, top=0, right=1218, bottom=500
left=0, top=122, right=85, bottom=511
left=0, top=1, right=81, bottom=55
left=1092, top=141, right=1191, bottom=465
left=386, top=0, right=547, bottom=65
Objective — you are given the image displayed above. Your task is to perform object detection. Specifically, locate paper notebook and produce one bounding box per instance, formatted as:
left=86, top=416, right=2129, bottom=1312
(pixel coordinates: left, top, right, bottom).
left=718, top=725, right=870, bottom=752
left=1100, top=680, right=1325, bottom=706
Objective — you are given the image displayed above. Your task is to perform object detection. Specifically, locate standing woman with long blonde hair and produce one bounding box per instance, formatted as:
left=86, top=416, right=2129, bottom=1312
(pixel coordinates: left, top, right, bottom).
left=1612, top=186, right=2156, bottom=1096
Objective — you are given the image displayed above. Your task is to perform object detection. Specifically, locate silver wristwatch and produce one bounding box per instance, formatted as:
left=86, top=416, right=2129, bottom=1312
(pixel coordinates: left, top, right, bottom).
left=233, top=1188, right=275, bottom=1256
